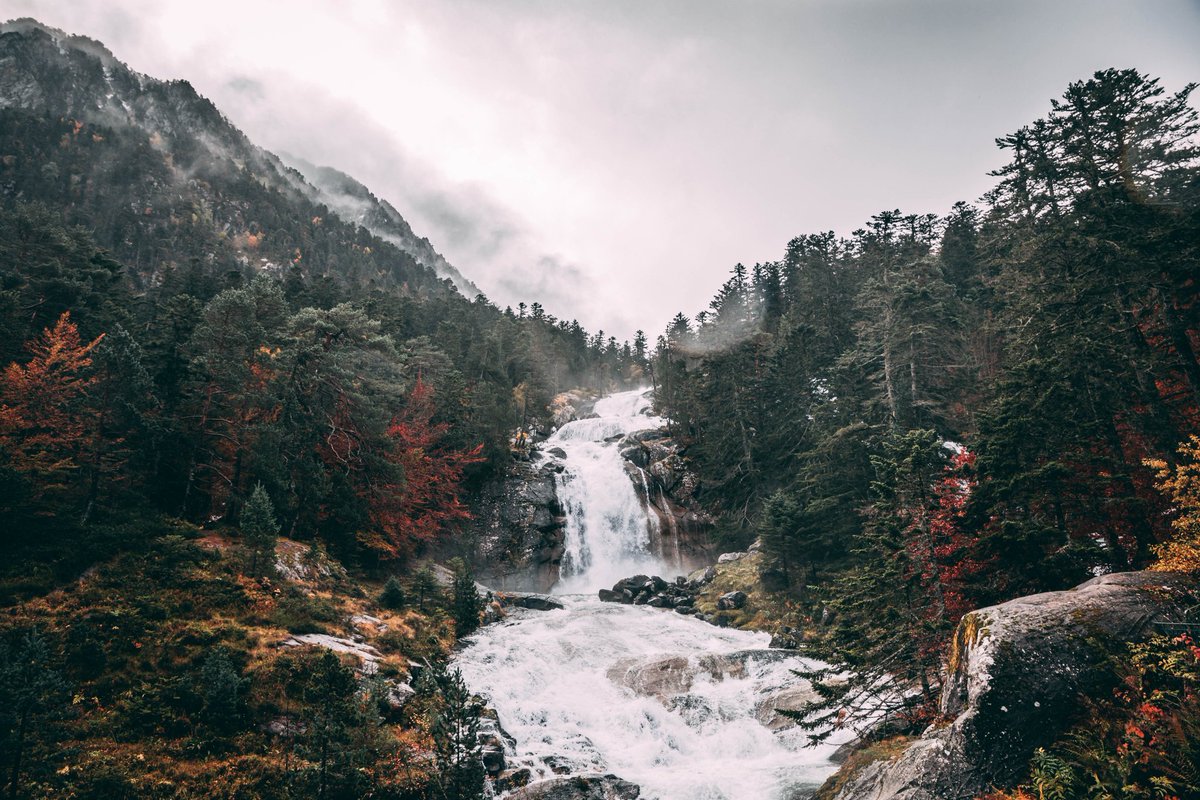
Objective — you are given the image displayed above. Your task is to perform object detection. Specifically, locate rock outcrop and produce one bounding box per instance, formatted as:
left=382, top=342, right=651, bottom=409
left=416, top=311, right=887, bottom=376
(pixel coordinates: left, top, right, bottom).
left=618, top=429, right=715, bottom=567
left=472, top=459, right=567, bottom=592
left=824, top=571, right=1197, bottom=800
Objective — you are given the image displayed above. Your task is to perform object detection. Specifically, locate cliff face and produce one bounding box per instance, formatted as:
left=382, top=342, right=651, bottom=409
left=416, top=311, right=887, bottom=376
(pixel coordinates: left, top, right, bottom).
left=472, top=458, right=567, bottom=593
left=618, top=428, right=715, bottom=572
left=823, top=571, right=1198, bottom=800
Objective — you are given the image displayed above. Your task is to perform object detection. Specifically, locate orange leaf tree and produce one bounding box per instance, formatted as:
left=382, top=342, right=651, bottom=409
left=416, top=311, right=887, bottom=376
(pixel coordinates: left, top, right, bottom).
left=1145, top=435, right=1200, bottom=572
left=0, top=312, right=103, bottom=502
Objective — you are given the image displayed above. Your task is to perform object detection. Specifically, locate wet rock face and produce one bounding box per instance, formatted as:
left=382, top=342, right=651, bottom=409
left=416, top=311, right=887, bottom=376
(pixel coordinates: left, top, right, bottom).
left=472, top=459, right=567, bottom=592
left=618, top=429, right=715, bottom=566
left=507, top=774, right=641, bottom=800
left=827, top=571, right=1198, bottom=800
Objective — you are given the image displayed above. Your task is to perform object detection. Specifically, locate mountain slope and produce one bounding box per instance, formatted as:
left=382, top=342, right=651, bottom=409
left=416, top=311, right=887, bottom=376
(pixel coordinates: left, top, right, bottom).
left=0, top=17, right=477, bottom=298
left=283, top=155, right=483, bottom=298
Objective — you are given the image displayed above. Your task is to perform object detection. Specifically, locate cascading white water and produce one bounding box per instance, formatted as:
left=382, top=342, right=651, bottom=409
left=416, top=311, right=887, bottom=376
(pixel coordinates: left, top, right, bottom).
left=548, top=389, right=669, bottom=592
left=457, top=598, right=844, bottom=800
left=456, top=388, right=844, bottom=799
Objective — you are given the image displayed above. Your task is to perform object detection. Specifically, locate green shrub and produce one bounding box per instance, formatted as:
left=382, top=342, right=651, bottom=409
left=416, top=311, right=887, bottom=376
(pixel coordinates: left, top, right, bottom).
left=379, top=576, right=406, bottom=610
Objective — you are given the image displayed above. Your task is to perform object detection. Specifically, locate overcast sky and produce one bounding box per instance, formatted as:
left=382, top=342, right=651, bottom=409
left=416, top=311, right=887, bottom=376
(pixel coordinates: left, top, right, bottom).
left=6, top=0, right=1200, bottom=339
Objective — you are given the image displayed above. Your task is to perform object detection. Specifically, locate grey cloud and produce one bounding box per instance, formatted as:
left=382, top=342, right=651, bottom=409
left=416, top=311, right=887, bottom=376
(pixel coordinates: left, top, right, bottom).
left=6, top=0, right=1200, bottom=341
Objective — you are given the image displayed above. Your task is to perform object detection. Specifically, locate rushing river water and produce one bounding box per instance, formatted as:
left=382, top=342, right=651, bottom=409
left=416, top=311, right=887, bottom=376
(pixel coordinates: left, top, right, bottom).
left=456, top=389, right=843, bottom=799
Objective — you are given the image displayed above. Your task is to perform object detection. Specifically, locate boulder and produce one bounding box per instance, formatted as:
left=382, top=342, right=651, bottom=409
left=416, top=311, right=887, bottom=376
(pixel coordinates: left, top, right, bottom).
left=497, top=767, right=534, bottom=793
left=613, top=575, right=651, bottom=594
left=826, top=571, right=1196, bottom=800
left=645, top=575, right=669, bottom=593
left=498, top=592, right=565, bottom=611
left=769, top=626, right=803, bottom=649
left=507, top=775, right=641, bottom=800
left=480, top=743, right=506, bottom=776
left=717, top=591, right=748, bottom=610
left=755, top=684, right=819, bottom=731
left=383, top=679, right=415, bottom=710
left=607, top=655, right=693, bottom=699
left=607, top=650, right=797, bottom=703
left=278, top=634, right=382, bottom=674
left=541, top=755, right=590, bottom=776
left=717, top=552, right=748, bottom=564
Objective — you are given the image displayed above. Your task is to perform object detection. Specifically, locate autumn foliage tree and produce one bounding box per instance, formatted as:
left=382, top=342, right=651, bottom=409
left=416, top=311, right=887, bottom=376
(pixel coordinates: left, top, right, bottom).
left=1145, top=435, right=1200, bottom=572
left=358, top=377, right=483, bottom=560
left=0, top=312, right=102, bottom=507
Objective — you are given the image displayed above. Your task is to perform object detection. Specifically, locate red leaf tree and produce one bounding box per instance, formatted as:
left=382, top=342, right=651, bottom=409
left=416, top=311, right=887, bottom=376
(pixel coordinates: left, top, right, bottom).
left=358, top=377, right=483, bottom=559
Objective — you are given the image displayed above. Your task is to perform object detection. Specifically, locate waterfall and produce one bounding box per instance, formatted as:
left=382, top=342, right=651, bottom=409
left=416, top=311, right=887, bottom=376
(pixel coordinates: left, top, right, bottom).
left=549, top=388, right=668, bottom=592
left=456, top=388, right=844, bottom=799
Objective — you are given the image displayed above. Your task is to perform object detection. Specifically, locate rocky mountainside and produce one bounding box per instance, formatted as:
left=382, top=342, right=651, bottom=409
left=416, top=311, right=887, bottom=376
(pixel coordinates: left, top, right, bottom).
left=283, top=155, right=482, bottom=298
left=0, top=17, right=475, bottom=297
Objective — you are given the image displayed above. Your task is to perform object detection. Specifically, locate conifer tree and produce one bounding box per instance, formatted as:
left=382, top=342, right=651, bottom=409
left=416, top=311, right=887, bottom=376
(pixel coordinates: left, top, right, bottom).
left=379, top=576, right=406, bottom=611
left=301, top=651, right=361, bottom=800
left=411, top=567, right=439, bottom=612
left=240, top=483, right=279, bottom=575
left=418, top=662, right=485, bottom=800
left=199, top=648, right=246, bottom=735
left=451, top=561, right=484, bottom=639
left=0, top=630, right=69, bottom=799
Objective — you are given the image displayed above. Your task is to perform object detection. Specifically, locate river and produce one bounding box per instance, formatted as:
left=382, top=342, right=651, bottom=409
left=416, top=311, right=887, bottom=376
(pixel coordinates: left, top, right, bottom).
left=456, top=389, right=843, bottom=799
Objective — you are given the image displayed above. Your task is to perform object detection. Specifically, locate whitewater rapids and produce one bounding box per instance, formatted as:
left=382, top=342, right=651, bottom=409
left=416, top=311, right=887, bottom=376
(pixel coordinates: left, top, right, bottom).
left=456, top=389, right=843, bottom=799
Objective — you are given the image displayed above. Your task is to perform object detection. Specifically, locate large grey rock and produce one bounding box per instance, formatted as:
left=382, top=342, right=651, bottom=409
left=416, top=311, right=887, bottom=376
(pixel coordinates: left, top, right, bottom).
left=507, top=775, right=640, bottom=800
left=755, top=684, right=820, bottom=731
left=827, top=571, right=1196, bottom=800
left=606, top=650, right=800, bottom=703
left=498, top=592, right=565, bottom=611
left=472, top=459, right=567, bottom=592
left=717, top=590, right=748, bottom=610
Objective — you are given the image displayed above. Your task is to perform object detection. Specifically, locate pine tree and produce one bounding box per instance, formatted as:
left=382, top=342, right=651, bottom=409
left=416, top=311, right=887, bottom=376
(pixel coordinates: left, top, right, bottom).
left=301, top=651, right=361, bottom=800
left=379, top=576, right=406, bottom=610
left=0, top=630, right=69, bottom=799
left=198, top=648, right=246, bottom=735
left=451, top=561, right=484, bottom=639
left=418, top=662, right=485, bottom=800
left=240, top=483, right=279, bottom=575
left=411, top=567, right=439, bottom=612
left=81, top=324, right=159, bottom=524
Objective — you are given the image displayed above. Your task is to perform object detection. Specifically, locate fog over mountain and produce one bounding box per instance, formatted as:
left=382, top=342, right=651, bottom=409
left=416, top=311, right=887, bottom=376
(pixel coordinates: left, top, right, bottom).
left=5, top=0, right=1198, bottom=338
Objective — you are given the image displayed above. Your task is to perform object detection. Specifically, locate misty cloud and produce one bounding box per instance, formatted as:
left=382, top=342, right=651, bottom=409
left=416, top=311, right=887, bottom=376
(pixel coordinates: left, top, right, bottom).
left=6, top=0, right=1200, bottom=339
